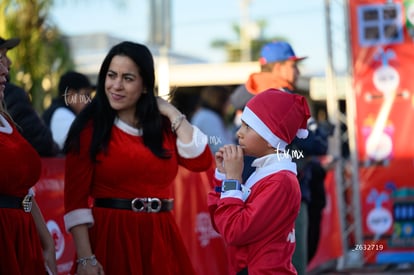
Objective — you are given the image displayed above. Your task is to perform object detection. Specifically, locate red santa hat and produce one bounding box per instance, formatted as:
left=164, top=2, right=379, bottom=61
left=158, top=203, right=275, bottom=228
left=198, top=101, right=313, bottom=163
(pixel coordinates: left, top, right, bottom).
left=241, top=88, right=311, bottom=150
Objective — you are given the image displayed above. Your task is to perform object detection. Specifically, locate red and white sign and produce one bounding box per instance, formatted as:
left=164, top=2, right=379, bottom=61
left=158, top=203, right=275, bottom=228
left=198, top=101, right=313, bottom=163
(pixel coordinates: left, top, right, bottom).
left=349, top=0, right=414, bottom=264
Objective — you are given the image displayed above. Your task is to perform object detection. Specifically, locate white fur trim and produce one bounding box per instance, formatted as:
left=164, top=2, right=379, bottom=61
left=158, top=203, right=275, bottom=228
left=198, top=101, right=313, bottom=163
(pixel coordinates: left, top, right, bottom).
left=64, top=208, right=94, bottom=232
left=0, top=114, right=13, bottom=134
left=215, top=169, right=226, bottom=180
left=114, top=117, right=143, bottom=136
left=241, top=107, right=288, bottom=150
left=296, top=129, right=309, bottom=139
left=220, top=189, right=243, bottom=200
left=177, top=126, right=208, bottom=158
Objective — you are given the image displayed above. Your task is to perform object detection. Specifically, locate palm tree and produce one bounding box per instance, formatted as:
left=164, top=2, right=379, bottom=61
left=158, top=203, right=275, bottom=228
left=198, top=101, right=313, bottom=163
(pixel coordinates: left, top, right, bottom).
left=211, top=19, right=288, bottom=62
left=0, top=0, right=74, bottom=112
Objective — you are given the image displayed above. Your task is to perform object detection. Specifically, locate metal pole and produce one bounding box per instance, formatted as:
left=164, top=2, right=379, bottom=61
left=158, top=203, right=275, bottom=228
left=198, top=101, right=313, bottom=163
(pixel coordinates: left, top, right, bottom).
left=149, top=0, right=171, bottom=98
left=324, top=0, right=348, bottom=269
left=343, top=0, right=364, bottom=268
left=240, top=0, right=252, bottom=62
left=148, top=0, right=171, bottom=48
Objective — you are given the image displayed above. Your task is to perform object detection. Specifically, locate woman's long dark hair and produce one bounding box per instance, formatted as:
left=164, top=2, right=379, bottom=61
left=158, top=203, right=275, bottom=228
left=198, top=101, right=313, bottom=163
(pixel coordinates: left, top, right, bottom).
left=63, top=41, right=171, bottom=161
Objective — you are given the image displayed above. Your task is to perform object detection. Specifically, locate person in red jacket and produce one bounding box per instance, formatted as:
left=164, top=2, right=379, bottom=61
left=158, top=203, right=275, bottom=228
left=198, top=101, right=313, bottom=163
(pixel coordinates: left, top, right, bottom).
left=63, top=41, right=212, bottom=275
left=208, top=88, right=311, bottom=275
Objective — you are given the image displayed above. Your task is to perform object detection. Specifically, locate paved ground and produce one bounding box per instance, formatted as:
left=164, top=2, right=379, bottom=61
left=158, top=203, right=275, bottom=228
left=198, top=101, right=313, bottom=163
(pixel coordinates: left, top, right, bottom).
left=308, top=261, right=414, bottom=274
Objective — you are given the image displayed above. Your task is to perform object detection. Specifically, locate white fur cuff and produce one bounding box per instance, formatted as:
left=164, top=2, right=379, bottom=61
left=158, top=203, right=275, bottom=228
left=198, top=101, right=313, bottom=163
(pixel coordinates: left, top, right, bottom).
left=177, top=126, right=208, bottom=158
left=64, top=208, right=94, bottom=232
left=215, top=169, right=226, bottom=180
left=220, top=190, right=243, bottom=200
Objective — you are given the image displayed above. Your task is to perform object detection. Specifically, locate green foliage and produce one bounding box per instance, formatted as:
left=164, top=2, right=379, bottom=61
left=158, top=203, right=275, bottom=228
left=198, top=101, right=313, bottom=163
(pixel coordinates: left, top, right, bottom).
left=210, top=19, right=288, bottom=62
left=0, top=0, right=74, bottom=113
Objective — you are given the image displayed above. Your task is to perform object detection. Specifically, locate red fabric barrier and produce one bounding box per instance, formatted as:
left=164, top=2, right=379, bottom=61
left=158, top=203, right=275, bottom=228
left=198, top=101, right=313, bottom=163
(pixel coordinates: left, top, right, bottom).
left=172, top=163, right=229, bottom=275
left=34, top=158, right=74, bottom=275
left=307, top=170, right=343, bottom=271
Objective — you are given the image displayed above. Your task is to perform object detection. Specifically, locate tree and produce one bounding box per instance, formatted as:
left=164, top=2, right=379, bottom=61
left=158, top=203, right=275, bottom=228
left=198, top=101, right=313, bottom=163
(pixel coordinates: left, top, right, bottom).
left=0, top=0, right=74, bottom=113
left=211, top=19, right=288, bottom=62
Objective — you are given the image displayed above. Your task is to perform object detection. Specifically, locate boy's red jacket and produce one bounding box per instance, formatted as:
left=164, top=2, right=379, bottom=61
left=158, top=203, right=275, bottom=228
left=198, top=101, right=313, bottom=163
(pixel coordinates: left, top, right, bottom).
left=208, top=156, right=301, bottom=275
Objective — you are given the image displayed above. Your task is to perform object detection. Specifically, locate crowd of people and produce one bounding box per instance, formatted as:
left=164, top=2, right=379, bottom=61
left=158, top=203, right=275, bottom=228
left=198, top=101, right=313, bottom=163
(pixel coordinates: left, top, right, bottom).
left=0, top=34, right=332, bottom=275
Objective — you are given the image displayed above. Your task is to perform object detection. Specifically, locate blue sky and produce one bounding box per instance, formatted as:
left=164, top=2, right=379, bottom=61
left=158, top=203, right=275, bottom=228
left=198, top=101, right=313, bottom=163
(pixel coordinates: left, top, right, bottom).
left=50, top=0, right=335, bottom=74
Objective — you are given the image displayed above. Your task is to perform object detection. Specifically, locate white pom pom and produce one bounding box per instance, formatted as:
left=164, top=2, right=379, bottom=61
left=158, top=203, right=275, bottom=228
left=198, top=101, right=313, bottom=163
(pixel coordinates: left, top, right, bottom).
left=296, top=129, right=308, bottom=139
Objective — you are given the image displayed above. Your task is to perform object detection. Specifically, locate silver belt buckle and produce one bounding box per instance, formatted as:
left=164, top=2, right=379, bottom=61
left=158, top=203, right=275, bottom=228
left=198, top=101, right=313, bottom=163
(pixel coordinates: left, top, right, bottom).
left=131, top=198, right=162, bottom=213
left=22, top=194, right=33, bottom=213
left=147, top=198, right=162, bottom=213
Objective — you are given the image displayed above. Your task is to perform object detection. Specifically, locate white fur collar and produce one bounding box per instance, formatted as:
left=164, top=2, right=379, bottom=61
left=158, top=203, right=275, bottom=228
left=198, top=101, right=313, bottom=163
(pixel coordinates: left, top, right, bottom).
left=114, top=117, right=142, bottom=136
left=0, top=114, right=13, bottom=134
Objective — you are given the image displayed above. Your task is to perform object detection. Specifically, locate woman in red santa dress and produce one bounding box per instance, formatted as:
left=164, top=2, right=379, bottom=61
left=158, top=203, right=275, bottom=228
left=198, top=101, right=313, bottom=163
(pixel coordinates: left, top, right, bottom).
left=0, top=54, right=57, bottom=274
left=63, top=41, right=212, bottom=275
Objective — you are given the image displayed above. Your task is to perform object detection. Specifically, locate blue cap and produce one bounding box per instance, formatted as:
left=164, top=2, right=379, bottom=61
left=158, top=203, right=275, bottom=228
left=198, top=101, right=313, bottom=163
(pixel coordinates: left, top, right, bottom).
left=259, top=41, right=307, bottom=65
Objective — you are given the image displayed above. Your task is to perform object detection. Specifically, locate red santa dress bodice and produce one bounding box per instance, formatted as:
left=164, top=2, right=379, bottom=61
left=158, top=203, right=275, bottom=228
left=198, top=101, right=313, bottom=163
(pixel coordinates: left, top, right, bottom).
left=64, top=119, right=212, bottom=274
left=0, top=113, right=45, bottom=274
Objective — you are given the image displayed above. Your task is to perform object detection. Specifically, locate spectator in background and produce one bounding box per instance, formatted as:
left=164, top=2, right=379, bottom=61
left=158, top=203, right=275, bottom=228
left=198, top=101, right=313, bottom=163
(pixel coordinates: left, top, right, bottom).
left=231, top=40, right=310, bottom=182
left=191, top=86, right=234, bottom=153
left=0, top=36, right=59, bottom=157
left=42, top=71, right=94, bottom=151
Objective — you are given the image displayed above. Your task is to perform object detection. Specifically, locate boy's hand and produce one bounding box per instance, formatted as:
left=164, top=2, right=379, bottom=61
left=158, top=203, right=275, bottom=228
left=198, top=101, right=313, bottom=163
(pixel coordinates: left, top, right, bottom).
left=221, top=144, right=243, bottom=181
left=215, top=148, right=225, bottom=173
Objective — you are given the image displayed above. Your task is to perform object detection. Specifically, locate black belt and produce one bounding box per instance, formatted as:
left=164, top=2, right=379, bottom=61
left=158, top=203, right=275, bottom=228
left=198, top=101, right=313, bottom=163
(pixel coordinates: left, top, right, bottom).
left=0, top=194, right=33, bottom=212
left=94, top=197, right=174, bottom=213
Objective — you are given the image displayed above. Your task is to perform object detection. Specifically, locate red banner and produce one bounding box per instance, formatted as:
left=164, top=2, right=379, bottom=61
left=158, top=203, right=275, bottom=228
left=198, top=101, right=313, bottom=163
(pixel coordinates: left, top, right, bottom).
left=350, top=0, right=414, bottom=162
left=34, top=158, right=74, bottom=275
left=349, top=0, right=414, bottom=264
left=359, top=158, right=414, bottom=263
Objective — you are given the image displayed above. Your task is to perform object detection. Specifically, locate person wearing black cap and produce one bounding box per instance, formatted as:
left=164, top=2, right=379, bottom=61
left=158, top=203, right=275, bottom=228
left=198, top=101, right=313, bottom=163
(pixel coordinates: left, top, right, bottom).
left=0, top=36, right=59, bottom=156
left=42, top=71, right=94, bottom=151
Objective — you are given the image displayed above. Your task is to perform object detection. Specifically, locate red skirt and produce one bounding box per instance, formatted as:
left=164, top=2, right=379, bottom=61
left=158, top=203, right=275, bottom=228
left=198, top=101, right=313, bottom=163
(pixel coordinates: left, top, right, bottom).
left=71, top=207, right=196, bottom=275
left=0, top=208, right=46, bottom=275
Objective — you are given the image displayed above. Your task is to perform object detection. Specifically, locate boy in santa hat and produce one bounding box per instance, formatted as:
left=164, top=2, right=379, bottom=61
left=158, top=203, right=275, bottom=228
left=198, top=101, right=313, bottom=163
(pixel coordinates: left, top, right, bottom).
left=208, top=88, right=311, bottom=275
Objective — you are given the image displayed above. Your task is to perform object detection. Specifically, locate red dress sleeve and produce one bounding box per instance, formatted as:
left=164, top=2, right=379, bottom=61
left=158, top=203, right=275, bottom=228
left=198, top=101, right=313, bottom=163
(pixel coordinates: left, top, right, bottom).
left=64, top=126, right=94, bottom=213
left=177, top=145, right=213, bottom=172
left=165, top=123, right=213, bottom=172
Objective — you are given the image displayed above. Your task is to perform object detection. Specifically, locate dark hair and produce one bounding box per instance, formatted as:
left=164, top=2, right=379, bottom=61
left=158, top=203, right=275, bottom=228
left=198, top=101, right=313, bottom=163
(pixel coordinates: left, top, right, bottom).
left=199, top=86, right=231, bottom=117
left=58, top=71, right=93, bottom=97
left=63, top=41, right=171, bottom=161
left=43, top=71, right=92, bottom=127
